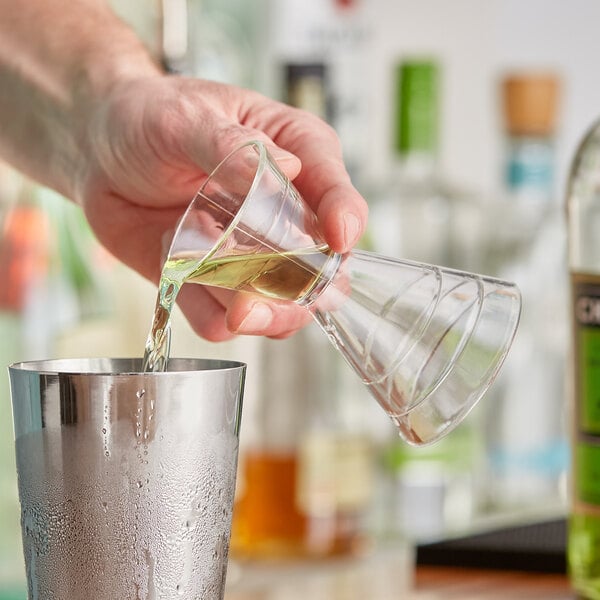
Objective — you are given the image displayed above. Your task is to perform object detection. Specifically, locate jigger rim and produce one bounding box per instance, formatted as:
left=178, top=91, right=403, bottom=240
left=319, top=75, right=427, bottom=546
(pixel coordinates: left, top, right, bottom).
left=167, top=140, right=270, bottom=264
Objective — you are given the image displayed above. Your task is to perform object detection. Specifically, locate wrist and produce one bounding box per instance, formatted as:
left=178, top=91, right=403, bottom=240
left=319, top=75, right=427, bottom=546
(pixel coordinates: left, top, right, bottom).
left=71, top=24, right=162, bottom=102
left=64, top=16, right=163, bottom=201
left=0, top=0, right=163, bottom=201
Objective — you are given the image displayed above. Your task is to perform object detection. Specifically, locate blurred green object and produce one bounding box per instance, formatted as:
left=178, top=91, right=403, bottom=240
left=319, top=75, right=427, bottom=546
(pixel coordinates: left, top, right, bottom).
left=0, top=588, right=26, bottom=600
left=0, top=315, right=26, bottom=595
left=395, top=60, right=439, bottom=155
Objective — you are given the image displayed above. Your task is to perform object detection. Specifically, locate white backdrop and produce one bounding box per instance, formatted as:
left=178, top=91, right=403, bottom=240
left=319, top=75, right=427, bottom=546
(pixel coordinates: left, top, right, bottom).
left=365, top=0, right=600, bottom=200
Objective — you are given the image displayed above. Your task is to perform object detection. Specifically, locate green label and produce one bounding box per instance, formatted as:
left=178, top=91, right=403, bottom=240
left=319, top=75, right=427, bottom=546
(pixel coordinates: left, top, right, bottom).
left=574, top=276, right=600, bottom=435
left=580, top=327, right=600, bottom=433
left=576, top=442, right=600, bottom=504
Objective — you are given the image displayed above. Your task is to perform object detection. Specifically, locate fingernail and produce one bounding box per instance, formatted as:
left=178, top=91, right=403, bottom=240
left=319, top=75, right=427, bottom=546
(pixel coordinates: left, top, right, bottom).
left=237, top=302, right=274, bottom=333
left=268, top=147, right=299, bottom=166
left=343, top=214, right=361, bottom=248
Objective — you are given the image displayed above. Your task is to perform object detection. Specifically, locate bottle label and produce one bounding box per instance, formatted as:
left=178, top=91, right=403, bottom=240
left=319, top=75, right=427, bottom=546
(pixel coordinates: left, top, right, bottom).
left=573, top=274, right=600, bottom=434
left=576, top=442, right=600, bottom=505
left=507, top=149, right=553, bottom=191
left=296, top=431, right=372, bottom=515
left=572, top=273, right=600, bottom=506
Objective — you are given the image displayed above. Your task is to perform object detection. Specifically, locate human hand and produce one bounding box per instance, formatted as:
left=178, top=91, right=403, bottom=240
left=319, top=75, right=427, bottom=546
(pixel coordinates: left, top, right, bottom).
left=75, top=76, right=368, bottom=341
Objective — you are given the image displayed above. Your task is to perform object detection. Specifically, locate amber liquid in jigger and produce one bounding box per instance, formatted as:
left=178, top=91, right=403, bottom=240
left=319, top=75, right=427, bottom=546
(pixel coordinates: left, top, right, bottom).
left=143, top=246, right=330, bottom=371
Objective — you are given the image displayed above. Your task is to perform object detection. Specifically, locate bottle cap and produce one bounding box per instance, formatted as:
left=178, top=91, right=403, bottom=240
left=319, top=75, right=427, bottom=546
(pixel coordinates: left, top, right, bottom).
left=502, top=74, right=560, bottom=136
left=394, top=60, right=439, bottom=154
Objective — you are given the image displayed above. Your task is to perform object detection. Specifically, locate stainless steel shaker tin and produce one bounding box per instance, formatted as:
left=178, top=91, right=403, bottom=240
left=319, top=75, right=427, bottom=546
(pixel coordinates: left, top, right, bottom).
left=9, top=357, right=245, bottom=600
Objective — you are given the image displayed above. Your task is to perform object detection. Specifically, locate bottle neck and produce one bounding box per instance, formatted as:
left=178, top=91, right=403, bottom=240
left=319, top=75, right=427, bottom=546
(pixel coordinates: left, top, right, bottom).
left=503, top=133, right=555, bottom=201
left=393, top=149, right=438, bottom=183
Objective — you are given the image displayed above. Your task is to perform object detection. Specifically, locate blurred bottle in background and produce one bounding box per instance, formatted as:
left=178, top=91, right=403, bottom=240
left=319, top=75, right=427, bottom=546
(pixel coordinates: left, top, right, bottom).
left=483, top=73, right=568, bottom=511
left=163, top=0, right=375, bottom=185
left=484, top=74, right=562, bottom=271
left=367, top=59, right=484, bottom=542
left=230, top=328, right=375, bottom=560
left=229, top=47, right=380, bottom=561
left=369, top=60, right=482, bottom=270
left=369, top=60, right=449, bottom=265
left=184, top=0, right=265, bottom=88
left=266, top=0, right=374, bottom=186
left=283, top=62, right=330, bottom=121
left=566, top=116, right=600, bottom=600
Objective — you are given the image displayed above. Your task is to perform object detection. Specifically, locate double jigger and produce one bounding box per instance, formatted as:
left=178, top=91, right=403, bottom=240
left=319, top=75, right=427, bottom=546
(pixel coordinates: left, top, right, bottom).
left=169, top=141, right=521, bottom=445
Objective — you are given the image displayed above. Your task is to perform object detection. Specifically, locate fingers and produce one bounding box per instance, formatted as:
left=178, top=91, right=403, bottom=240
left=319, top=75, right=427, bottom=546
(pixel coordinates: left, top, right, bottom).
left=170, top=280, right=236, bottom=342
left=176, top=284, right=312, bottom=341
left=174, top=82, right=302, bottom=181
left=269, top=114, right=369, bottom=254
left=313, top=180, right=368, bottom=253
left=165, top=81, right=366, bottom=254
left=194, top=126, right=301, bottom=183
left=225, top=292, right=313, bottom=339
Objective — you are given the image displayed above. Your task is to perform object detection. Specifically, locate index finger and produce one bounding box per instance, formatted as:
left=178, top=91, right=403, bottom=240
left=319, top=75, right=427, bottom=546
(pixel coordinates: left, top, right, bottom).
left=273, top=117, right=369, bottom=254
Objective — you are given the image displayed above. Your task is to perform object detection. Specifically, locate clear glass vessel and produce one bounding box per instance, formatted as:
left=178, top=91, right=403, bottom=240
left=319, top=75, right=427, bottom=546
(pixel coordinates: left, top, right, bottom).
left=165, top=140, right=522, bottom=446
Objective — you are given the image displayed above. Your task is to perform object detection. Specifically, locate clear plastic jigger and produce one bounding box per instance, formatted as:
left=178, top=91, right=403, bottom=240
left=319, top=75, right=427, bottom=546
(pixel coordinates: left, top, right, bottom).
left=169, top=141, right=521, bottom=445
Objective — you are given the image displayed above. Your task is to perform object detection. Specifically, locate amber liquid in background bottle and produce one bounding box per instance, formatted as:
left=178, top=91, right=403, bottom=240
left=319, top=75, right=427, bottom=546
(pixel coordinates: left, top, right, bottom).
left=229, top=323, right=374, bottom=560
left=232, top=452, right=306, bottom=558
left=231, top=440, right=372, bottom=559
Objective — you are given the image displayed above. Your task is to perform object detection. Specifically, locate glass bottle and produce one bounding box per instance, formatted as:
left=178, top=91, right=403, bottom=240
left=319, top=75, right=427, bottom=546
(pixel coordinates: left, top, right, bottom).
left=267, top=0, right=374, bottom=185
left=369, top=60, right=481, bottom=270
left=230, top=328, right=374, bottom=559
left=484, top=73, right=568, bottom=509
left=229, top=52, right=376, bottom=560
left=567, top=117, right=600, bottom=599
left=368, top=60, right=483, bottom=541
left=484, top=74, right=562, bottom=272
left=370, top=60, right=450, bottom=266
left=283, top=62, right=330, bottom=122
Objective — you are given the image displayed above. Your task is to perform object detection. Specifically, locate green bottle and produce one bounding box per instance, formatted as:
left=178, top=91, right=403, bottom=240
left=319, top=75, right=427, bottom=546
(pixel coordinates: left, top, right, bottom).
left=369, top=59, right=481, bottom=271
left=567, top=118, right=600, bottom=599
left=369, top=60, right=482, bottom=541
left=369, top=60, right=452, bottom=267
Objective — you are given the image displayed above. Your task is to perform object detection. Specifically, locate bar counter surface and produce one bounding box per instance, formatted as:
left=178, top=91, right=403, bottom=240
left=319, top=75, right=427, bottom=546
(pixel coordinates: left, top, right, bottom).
left=226, top=565, right=573, bottom=599
left=414, top=565, right=572, bottom=599
left=224, top=545, right=575, bottom=599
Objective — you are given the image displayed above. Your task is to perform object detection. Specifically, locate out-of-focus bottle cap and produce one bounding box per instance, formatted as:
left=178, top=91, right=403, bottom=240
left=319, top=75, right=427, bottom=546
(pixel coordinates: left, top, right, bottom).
left=502, top=73, right=560, bottom=135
